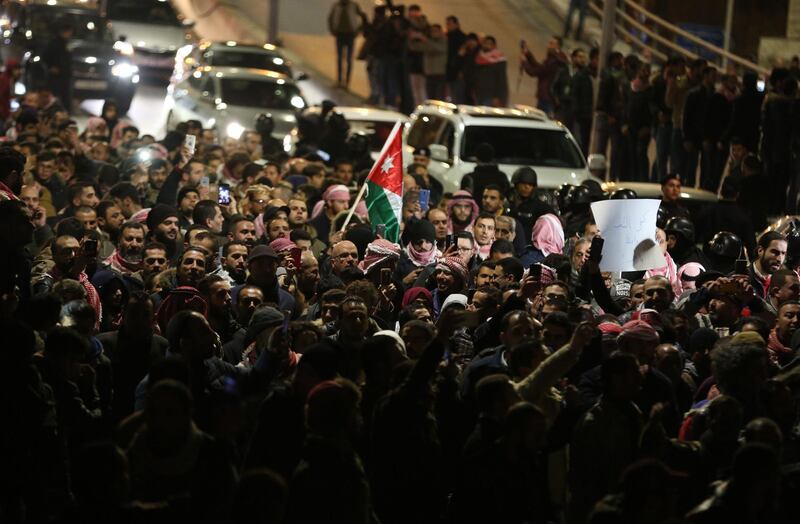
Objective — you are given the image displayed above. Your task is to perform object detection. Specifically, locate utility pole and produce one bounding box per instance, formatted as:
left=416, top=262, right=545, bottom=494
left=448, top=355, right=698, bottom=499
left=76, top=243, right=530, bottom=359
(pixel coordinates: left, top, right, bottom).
left=722, top=0, right=735, bottom=70
left=267, top=0, right=280, bottom=44
left=598, top=0, right=617, bottom=73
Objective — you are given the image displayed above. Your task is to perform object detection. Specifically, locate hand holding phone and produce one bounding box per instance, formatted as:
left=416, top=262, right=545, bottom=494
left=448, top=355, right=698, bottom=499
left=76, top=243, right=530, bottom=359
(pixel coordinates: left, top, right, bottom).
left=218, top=183, right=231, bottom=205
left=589, top=236, right=604, bottom=262
left=375, top=223, right=386, bottom=238
left=380, top=267, right=392, bottom=286
left=184, top=134, right=196, bottom=156
left=290, top=247, right=302, bottom=269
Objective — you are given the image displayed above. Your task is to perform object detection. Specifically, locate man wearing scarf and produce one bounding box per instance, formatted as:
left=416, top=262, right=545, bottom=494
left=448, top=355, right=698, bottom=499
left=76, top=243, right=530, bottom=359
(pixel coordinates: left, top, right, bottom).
left=520, top=213, right=565, bottom=269
left=358, top=238, right=402, bottom=278
left=767, top=301, right=800, bottom=368
left=472, top=35, right=508, bottom=106
left=103, top=222, right=145, bottom=275
left=398, top=218, right=440, bottom=286
left=310, top=184, right=351, bottom=246
left=432, top=255, right=469, bottom=317
left=447, top=190, right=480, bottom=235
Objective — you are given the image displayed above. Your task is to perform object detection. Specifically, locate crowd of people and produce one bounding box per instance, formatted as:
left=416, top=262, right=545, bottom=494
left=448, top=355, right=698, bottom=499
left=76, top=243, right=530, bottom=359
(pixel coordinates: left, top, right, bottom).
left=1, top=66, right=800, bottom=522
left=330, top=0, right=800, bottom=215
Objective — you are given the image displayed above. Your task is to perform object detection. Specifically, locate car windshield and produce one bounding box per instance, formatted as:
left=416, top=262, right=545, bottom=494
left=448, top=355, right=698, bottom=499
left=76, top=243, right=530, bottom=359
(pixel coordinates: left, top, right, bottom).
left=205, top=50, right=291, bottom=76
left=461, top=125, right=585, bottom=168
left=348, top=120, right=395, bottom=152
left=29, top=8, right=108, bottom=41
left=219, top=78, right=305, bottom=110
left=108, top=0, right=180, bottom=25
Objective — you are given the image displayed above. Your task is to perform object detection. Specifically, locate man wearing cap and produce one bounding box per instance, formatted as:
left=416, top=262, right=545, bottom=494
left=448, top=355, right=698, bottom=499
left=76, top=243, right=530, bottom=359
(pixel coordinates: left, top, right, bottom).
left=508, top=167, right=555, bottom=241
left=147, top=203, right=182, bottom=263
left=432, top=255, right=468, bottom=316
left=310, top=184, right=350, bottom=246
left=233, top=245, right=296, bottom=315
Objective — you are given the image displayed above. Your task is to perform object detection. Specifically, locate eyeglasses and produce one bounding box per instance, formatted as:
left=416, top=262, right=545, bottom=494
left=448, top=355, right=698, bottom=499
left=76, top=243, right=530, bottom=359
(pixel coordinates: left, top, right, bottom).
left=145, top=257, right=167, bottom=265
left=336, top=252, right=358, bottom=260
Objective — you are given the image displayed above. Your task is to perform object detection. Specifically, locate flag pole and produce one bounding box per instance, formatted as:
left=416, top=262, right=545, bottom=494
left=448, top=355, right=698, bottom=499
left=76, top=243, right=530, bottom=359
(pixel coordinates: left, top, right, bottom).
left=340, top=120, right=403, bottom=233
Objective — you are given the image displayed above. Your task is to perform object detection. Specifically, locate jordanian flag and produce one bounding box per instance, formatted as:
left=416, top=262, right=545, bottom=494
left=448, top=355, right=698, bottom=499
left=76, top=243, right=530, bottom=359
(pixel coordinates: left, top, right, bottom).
left=364, top=121, right=404, bottom=242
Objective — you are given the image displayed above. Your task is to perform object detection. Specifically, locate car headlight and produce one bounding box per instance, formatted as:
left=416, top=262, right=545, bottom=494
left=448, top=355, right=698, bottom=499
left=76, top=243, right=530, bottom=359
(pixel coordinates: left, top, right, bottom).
left=226, top=122, right=245, bottom=140
left=113, top=40, right=134, bottom=56
left=112, top=62, right=139, bottom=78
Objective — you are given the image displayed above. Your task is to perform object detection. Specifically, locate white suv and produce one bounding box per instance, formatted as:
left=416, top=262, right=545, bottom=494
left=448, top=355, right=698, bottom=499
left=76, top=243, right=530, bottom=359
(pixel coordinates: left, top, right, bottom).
left=405, top=101, right=599, bottom=194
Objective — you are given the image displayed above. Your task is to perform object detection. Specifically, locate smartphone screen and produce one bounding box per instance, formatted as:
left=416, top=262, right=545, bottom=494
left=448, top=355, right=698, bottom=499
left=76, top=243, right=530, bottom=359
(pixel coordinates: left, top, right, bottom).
left=380, top=267, right=392, bottom=286
left=184, top=134, right=196, bottom=155
left=419, top=189, right=430, bottom=212
left=290, top=247, right=302, bottom=269
left=218, top=184, right=231, bottom=205
left=375, top=223, right=386, bottom=238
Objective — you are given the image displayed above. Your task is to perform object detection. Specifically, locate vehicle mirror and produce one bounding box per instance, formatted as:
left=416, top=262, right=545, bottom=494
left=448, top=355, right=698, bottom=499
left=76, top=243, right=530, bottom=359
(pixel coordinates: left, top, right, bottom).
left=296, top=72, right=309, bottom=81
left=587, top=153, right=607, bottom=172
left=429, top=144, right=448, bottom=162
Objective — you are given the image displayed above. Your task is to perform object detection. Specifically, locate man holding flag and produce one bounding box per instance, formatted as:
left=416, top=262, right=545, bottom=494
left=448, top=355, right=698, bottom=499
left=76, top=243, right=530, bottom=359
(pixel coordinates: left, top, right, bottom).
left=340, top=121, right=405, bottom=243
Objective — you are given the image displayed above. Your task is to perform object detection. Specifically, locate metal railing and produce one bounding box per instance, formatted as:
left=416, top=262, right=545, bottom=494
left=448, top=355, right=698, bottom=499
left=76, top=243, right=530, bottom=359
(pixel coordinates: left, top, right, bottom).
left=589, top=0, right=768, bottom=75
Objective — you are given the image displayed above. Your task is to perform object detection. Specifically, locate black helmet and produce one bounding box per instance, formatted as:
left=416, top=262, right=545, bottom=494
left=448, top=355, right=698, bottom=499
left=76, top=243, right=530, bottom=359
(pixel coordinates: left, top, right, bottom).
left=786, top=232, right=800, bottom=267
left=557, top=183, right=576, bottom=211
left=704, top=231, right=742, bottom=260
left=664, top=216, right=695, bottom=243
left=568, top=185, right=592, bottom=206
left=512, top=167, right=538, bottom=186
left=656, top=206, right=670, bottom=229
left=255, top=113, right=275, bottom=136
left=609, top=188, right=638, bottom=199
left=581, top=179, right=606, bottom=201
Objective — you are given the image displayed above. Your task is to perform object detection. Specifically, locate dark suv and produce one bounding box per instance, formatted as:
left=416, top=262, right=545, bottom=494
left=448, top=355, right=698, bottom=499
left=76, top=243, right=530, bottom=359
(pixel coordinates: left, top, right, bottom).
left=3, top=1, right=138, bottom=113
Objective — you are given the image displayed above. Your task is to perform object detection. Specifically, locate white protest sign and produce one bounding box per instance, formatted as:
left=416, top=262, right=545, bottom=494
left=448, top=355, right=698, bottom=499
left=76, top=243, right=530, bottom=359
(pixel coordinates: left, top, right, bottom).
left=590, top=199, right=665, bottom=272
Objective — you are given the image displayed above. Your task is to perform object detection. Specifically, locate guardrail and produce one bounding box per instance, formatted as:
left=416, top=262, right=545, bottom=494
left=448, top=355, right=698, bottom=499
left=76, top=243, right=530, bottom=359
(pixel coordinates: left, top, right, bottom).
left=588, top=0, right=768, bottom=75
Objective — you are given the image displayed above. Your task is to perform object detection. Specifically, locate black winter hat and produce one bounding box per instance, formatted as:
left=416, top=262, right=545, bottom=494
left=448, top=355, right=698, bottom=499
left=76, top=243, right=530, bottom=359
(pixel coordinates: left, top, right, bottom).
left=177, top=185, right=199, bottom=203
left=147, top=203, right=179, bottom=231
left=244, top=305, right=285, bottom=346
left=404, top=217, right=436, bottom=244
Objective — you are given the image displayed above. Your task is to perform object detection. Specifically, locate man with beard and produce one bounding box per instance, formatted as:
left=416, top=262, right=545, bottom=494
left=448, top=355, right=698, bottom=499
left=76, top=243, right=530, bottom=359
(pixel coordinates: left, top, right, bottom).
left=103, top=221, right=144, bottom=275
left=198, top=274, right=239, bottom=344
left=96, top=201, right=124, bottom=257
left=142, top=242, right=168, bottom=281
left=233, top=245, right=296, bottom=314
left=147, top=203, right=182, bottom=262
left=298, top=251, right=320, bottom=305
left=176, top=185, right=199, bottom=231
left=228, top=215, right=257, bottom=248
left=222, top=284, right=265, bottom=364
left=329, top=240, right=359, bottom=278
left=33, top=234, right=102, bottom=326
left=222, top=241, right=248, bottom=285
left=310, top=184, right=351, bottom=245
left=432, top=255, right=469, bottom=316
left=190, top=231, right=235, bottom=284
left=642, top=275, right=675, bottom=313
left=447, top=190, right=479, bottom=235
left=750, top=231, right=787, bottom=297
